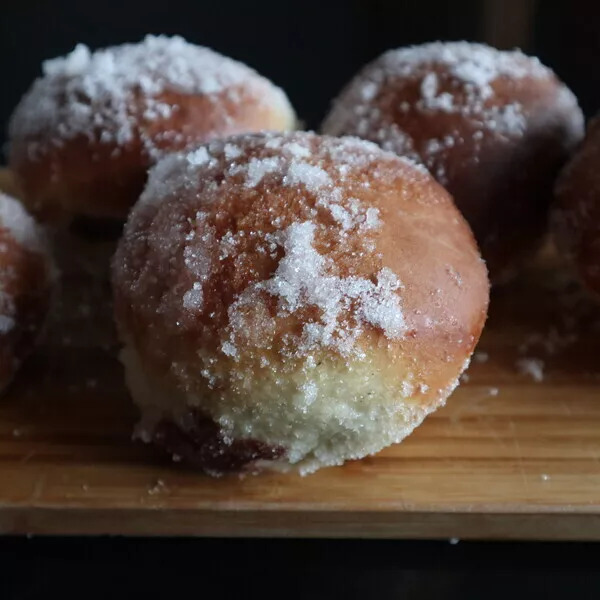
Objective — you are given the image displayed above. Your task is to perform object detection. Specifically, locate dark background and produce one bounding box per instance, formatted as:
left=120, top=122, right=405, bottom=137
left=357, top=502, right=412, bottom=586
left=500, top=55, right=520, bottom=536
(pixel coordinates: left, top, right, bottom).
left=1, top=0, right=600, bottom=149
left=3, top=1, right=600, bottom=596
left=3, top=537, right=600, bottom=599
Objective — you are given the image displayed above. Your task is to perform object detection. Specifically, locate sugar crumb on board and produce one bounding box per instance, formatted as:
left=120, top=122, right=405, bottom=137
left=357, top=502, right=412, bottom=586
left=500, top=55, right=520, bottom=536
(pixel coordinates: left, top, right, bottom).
left=516, top=357, right=545, bottom=382
left=473, top=350, right=489, bottom=364
left=147, top=479, right=168, bottom=496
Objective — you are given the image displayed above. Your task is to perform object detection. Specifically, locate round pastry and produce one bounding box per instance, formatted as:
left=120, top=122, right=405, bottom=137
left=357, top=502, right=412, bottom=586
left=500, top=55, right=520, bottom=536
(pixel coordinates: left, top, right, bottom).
left=8, top=35, right=296, bottom=221
left=553, top=116, right=600, bottom=295
left=112, top=131, right=489, bottom=475
left=322, top=41, right=584, bottom=281
left=0, top=193, right=54, bottom=392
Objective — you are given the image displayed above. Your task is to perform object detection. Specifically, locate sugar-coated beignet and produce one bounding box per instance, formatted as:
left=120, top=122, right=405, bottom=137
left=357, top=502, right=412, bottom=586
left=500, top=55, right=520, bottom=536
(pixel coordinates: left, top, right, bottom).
left=9, top=35, right=296, bottom=220
left=322, top=42, right=584, bottom=281
left=112, top=131, right=489, bottom=475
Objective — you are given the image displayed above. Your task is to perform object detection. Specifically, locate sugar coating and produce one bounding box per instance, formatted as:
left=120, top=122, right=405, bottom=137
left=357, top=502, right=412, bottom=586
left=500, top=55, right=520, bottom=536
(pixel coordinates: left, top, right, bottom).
left=0, top=193, right=46, bottom=253
left=283, top=162, right=333, bottom=191
left=134, top=133, right=417, bottom=361
left=9, top=35, right=295, bottom=160
left=224, top=221, right=405, bottom=360
left=115, top=131, right=484, bottom=474
left=323, top=41, right=583, bottom=173
left=0, top=315, right=15, bottom=334
left=233, top=157, right=283, bottom=187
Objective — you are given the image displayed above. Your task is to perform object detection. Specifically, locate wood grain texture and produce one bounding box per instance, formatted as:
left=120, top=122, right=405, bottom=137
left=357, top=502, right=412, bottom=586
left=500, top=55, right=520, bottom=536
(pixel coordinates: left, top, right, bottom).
left=1, top=219, right=600, bottom=539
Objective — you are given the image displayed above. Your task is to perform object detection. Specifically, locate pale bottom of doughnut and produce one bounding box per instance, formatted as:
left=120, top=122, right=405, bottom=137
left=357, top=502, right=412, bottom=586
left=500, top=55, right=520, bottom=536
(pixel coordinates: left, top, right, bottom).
left=122, top=343, right=466, bottom=475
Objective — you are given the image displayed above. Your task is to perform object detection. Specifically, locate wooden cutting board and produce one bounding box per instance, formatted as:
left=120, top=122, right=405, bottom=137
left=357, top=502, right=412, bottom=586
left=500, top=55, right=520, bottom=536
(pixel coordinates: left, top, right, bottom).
left=1, top=196, right=600, bottom=540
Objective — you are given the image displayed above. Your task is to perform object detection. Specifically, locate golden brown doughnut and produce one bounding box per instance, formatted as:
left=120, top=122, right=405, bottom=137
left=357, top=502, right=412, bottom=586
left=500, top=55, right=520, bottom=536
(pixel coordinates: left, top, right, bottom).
left=0, top=193, right=54, bottom=392
left=112, top=131, right=489, bottom=475
left=8, top=35, right=296, bottom=221
left=322, top=42, right=584, bottom=281
left=553, top=116, right=600, bottom=295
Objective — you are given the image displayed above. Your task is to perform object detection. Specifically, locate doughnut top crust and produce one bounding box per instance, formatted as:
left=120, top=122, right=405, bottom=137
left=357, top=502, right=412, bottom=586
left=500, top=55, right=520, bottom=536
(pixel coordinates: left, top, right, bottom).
left=0, top=193, right=54, bottom=391
left=114, top=131, right=488, bottom=372
left=9, top=35, right=294, bottom=161
left=323, top=41, right=582, bottom=160
left=0, top=192, right=46, bottom=255
left=322, top=42, right=584, bottom=279
left=8, top=36, right=296, bottom=219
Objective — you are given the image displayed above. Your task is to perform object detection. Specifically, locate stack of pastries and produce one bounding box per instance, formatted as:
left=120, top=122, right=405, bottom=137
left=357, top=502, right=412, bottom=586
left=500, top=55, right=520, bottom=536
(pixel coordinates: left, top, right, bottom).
left=0, top=35, right=593, bottom=475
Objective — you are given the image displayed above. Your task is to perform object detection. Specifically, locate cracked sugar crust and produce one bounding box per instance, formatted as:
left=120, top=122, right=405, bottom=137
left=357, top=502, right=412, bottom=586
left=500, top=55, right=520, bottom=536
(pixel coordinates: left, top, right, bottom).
left=113, top=131, right=489, bottom=472
left=0, top=192, right=47, bottom=254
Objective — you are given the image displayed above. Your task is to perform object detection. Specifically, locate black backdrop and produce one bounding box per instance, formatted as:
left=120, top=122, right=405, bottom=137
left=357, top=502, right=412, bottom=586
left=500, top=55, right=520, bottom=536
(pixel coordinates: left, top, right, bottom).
left=2, top=0, right=599, bottom=153
left=0, top=0, right=480, bottom=140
